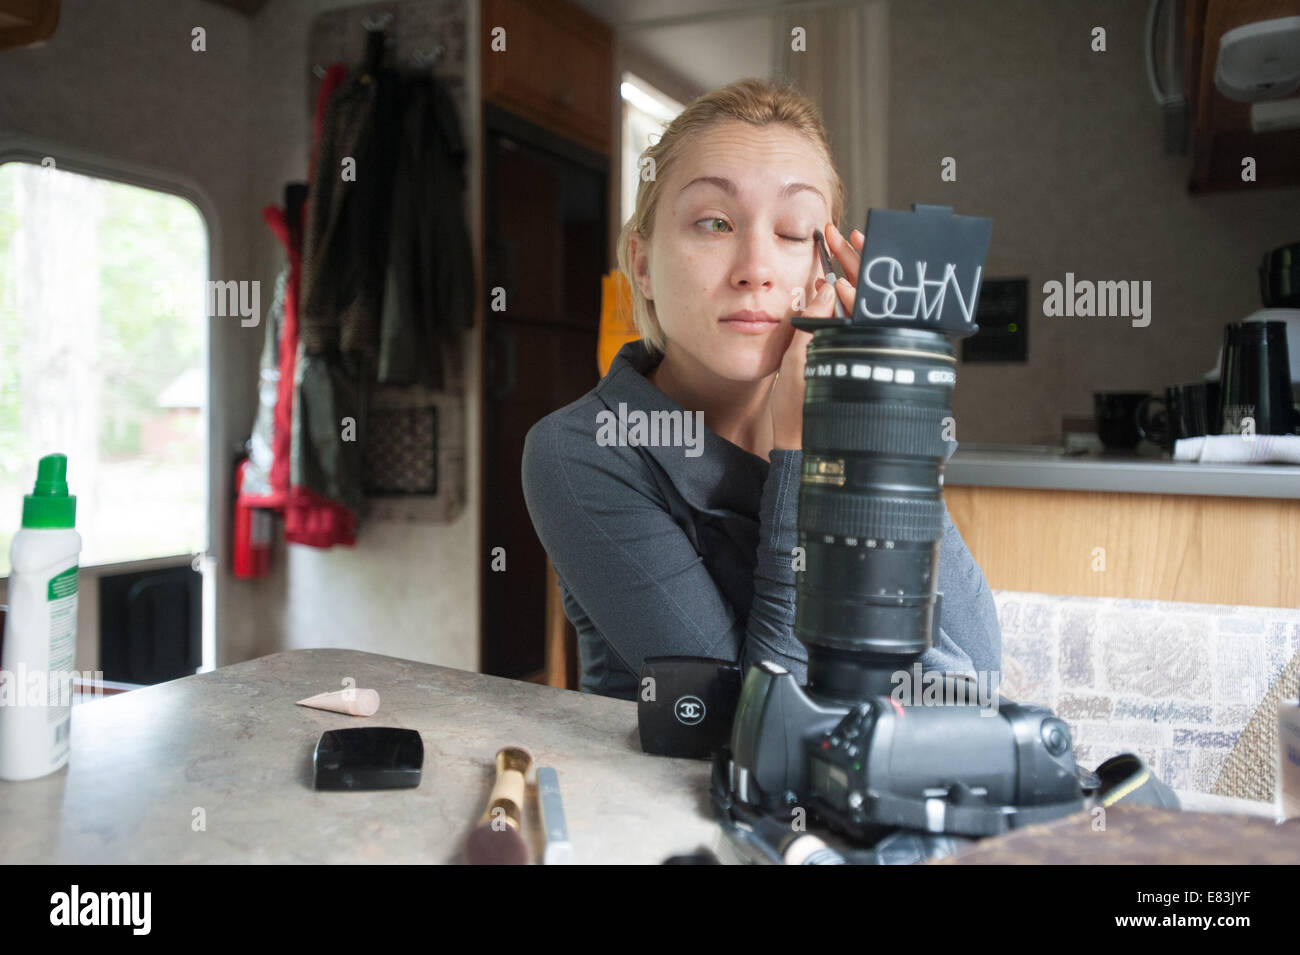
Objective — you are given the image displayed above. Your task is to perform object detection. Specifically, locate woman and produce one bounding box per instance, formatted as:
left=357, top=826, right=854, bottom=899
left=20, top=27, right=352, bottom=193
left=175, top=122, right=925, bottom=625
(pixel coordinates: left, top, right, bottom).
left=522, top=77, right=1002, bottom=701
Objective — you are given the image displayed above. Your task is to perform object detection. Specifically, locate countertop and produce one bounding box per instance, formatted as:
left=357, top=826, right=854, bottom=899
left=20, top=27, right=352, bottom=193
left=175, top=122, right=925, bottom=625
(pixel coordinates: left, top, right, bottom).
left=0, top=649, right=1279, bottom=863
left=946, top=442, right=1300, bottom=498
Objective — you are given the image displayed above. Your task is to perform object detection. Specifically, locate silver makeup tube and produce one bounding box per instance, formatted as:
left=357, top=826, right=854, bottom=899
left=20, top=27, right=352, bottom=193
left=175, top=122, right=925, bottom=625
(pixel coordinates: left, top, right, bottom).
left=537, top=766, right=572, bottom=864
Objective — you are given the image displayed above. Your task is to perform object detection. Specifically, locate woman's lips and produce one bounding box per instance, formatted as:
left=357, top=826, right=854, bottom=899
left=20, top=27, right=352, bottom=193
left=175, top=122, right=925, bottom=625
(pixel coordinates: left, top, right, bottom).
left=720, top=310, right=779, bottom=333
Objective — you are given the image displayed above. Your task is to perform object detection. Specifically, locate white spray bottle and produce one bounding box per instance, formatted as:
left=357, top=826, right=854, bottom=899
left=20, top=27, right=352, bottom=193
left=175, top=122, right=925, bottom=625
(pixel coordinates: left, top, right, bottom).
left=0, top=453, right=81, bottom=781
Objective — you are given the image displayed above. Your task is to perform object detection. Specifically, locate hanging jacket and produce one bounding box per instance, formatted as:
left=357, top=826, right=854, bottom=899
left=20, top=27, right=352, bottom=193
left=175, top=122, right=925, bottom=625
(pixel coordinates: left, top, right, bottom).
left=236, top=62, right=357, bottom=548
left=240, top=194, right=357, bottom=548
left=378, top=71, right=475, bottom=390
left=241, top=264, right=285, bottom=503
left=295, top=58, right=402, bottom=516
left=243, top=49, right=475, bottom=542
left=300, top=63, right=401, bottom=361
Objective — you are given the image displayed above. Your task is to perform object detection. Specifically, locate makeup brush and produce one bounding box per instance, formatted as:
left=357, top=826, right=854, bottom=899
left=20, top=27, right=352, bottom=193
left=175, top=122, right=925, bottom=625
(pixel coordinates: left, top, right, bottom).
left=462, top=745, right=533, bottom=865
left=813, top=228, right=850, bottom=319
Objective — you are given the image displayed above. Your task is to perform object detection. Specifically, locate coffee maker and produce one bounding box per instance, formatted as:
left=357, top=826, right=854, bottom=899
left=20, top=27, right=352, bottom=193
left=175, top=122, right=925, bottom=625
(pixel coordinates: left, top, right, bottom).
left=1203, top=241, right=1300, bottom=433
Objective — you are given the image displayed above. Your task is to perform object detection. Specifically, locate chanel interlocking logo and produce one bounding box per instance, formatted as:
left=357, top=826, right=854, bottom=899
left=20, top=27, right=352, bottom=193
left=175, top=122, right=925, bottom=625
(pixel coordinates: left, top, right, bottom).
left=674, top=695, right=706, bottom=725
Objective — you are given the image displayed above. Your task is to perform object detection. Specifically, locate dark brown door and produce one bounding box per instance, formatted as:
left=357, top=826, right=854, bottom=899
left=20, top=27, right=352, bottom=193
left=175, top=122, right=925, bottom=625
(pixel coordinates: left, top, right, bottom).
left=482, top=105, right=607, bottom=679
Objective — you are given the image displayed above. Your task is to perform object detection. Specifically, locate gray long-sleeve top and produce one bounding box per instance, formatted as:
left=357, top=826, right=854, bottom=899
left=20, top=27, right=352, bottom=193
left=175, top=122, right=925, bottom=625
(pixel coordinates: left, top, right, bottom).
left=521, top=339, right=1002, bottom=701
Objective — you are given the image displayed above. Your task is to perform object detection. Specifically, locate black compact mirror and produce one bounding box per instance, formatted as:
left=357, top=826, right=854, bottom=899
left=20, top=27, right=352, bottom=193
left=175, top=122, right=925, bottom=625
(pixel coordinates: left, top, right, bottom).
left=312, top=727, right=424, bottom=791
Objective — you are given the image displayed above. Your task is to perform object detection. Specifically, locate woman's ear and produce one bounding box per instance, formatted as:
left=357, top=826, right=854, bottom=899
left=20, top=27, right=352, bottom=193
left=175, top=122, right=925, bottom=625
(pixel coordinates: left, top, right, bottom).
left=628, top=232, right=654, bottom=302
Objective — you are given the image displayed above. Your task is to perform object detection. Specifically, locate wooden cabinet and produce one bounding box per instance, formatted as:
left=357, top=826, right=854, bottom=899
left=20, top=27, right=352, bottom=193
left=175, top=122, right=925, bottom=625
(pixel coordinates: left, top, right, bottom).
left=481, top=0, right=613, bottom=157
left=0, top=0, right=58, bottom=51
left=945, top=484, right=1300, bottom=609
left=1184, top=0, right=1300, bottom=191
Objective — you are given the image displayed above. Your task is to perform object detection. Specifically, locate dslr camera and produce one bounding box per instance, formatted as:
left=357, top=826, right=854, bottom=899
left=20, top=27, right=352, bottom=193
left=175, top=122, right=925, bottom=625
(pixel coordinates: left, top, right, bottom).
left=721, top=204, right=1089, bottom=844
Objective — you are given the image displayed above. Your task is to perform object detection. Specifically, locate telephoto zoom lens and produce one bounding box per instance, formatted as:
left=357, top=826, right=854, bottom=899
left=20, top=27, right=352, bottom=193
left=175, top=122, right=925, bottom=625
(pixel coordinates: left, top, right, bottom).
left=796, top=324, right=957, bottom=705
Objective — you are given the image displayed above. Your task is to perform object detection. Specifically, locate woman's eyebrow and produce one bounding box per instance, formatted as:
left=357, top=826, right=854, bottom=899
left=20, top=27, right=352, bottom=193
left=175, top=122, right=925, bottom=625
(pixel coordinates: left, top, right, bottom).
left=678, top=175, right=826, bottom=205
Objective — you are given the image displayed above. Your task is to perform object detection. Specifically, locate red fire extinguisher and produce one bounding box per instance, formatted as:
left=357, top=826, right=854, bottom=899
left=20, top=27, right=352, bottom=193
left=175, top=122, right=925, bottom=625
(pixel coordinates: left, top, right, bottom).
left=232, top=456, right=272, bottom=579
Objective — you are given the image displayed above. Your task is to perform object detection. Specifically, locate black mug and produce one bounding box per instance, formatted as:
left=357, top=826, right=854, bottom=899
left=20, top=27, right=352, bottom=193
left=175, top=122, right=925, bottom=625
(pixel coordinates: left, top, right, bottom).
left=1094, top=392, right=1149, bottom=449
left=1136, top=381, right=1222, bottom=451
left=1218, top=321, right=1297, bottom=436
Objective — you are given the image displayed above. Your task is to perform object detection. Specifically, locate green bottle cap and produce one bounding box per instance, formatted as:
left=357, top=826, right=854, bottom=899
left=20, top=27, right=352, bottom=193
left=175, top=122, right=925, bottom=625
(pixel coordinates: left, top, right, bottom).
left=22, top=453, right=76, bottom=529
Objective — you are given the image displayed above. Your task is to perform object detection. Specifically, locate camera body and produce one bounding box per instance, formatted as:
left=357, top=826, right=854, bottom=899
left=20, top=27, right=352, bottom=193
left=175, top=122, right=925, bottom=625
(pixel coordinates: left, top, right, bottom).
left=724, top=204, right=1088, bottom=842
left=726, top=662, right=1086, bottom=841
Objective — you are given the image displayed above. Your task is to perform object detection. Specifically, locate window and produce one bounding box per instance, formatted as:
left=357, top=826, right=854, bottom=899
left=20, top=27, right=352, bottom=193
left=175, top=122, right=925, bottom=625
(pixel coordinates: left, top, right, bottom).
left=0, top=160, right=208, bottom=576
left=620, top=72, right=685, bottom=228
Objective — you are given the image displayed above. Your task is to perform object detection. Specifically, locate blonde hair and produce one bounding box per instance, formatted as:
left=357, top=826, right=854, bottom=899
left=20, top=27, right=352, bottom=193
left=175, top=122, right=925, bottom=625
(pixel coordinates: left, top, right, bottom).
left=616, top=77, right=846, bottom=357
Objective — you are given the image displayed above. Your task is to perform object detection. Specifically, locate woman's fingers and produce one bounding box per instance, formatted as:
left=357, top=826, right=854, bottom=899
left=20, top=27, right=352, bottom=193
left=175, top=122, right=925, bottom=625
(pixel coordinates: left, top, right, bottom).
left=804, top=274, right=851, bottom=319
left=827, top=222, right=862, bottom=284
left=825, top=223, right=861, bottom=317
left=830, top=221, right=864, bottom=253
left=835, top=275, right=854, bottom=315
left=799, top=274, right=853, bottom=322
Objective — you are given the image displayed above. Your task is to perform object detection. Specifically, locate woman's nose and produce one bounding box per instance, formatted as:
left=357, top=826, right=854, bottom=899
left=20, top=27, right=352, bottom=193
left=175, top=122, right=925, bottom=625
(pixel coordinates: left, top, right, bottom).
left=729, top=232, right=777, bottom=290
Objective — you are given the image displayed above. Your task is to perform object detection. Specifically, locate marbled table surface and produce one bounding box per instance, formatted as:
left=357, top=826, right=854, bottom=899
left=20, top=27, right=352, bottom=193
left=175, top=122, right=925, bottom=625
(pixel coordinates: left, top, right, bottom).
left=0, top=649, right=718, bottom=863
left=0, top=649, right=1277, bottom=863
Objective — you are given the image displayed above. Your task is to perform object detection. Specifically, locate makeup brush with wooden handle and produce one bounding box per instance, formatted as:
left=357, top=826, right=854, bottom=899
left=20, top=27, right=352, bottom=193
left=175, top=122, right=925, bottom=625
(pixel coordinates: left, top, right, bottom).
left=462, top=745, right=533, bottom=865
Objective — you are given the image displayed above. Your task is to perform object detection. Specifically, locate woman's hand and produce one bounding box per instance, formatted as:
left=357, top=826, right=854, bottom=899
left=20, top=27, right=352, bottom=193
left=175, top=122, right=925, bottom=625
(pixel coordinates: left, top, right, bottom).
left=770, top=223, right=865, bottom=452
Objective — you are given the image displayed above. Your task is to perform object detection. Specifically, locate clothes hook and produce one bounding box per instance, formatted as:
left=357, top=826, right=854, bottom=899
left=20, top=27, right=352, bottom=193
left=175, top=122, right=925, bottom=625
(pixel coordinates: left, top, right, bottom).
left=412, top=44, right=444, bottom=68
left=361, top=12, right=394, bottom=32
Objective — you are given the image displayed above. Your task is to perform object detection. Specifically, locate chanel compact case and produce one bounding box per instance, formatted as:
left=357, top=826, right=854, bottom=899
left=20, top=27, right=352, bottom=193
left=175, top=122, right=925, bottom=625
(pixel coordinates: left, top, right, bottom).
left=637, top=656, right=743, bottom=759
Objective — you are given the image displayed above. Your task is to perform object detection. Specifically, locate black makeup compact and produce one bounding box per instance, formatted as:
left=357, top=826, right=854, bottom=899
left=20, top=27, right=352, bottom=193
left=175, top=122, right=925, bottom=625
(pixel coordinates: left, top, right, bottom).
left=637, top=656, right=742, bottom=759
left=312, top=727, right=424, bottom=790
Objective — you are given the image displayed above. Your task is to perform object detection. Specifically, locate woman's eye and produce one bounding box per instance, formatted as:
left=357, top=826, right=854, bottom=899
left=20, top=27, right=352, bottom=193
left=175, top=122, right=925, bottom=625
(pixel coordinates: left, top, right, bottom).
left=694, top=218, right=810, bottom=242
left=696, top=217, right=731, bottom=234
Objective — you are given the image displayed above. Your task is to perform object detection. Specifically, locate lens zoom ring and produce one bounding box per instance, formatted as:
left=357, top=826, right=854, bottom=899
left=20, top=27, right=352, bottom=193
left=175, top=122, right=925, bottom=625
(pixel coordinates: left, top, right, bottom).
left=803, top=403, right=950, bottom=457
left=799, top=489, right=944, bottom=541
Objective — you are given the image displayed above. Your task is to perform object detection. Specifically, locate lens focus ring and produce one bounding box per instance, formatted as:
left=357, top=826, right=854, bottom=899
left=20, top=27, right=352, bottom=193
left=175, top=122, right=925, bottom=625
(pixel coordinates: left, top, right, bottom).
left=803, top=402, right=951, bottom=458
left=798, top=489, right=945, bottom=542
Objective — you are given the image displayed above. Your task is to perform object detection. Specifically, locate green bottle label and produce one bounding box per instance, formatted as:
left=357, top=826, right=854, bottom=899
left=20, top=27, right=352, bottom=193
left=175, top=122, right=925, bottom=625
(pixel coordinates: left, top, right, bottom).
left=48, top=565, right=78, bottom=601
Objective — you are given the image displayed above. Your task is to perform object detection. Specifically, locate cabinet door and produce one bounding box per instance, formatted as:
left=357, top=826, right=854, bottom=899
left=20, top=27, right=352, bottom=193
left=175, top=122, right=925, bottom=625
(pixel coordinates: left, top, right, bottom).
left=482, top=0, right=613, bottom=156
left=1186, top=0, right=1300, bottom=191
left=0, top=0, right=59, bottom=52
left=484, top=118, right=607, bottom=333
